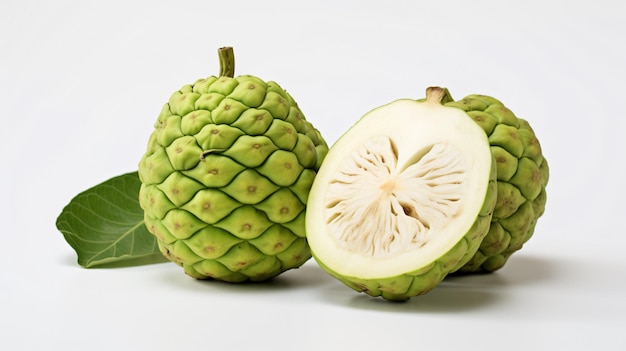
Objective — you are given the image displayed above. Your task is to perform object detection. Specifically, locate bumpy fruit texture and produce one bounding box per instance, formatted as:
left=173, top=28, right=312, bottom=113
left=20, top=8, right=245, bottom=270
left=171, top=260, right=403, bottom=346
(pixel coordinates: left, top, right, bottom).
left=445, top=93, right=549, bottom=273
left=138, top=48, right=328, bottom=282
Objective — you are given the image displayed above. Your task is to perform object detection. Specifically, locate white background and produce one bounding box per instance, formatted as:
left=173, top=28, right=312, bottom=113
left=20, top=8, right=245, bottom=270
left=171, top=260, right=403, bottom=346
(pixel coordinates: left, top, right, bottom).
left=1, top=0, right=625, bottom=350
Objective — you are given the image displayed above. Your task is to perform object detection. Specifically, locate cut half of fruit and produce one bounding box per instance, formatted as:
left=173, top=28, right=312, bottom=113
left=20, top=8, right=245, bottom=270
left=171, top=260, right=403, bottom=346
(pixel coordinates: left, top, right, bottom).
left=306, top=87, right=497, bottom=301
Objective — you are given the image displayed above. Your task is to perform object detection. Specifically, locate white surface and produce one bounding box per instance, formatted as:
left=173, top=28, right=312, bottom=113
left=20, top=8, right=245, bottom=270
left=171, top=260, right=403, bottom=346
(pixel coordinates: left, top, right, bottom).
left=1, top=0, right=625, bottom=350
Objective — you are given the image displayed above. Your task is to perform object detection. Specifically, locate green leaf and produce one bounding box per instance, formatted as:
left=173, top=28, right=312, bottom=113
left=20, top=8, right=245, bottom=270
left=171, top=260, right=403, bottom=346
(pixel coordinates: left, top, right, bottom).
left=56, top=171, right=167, bottom=268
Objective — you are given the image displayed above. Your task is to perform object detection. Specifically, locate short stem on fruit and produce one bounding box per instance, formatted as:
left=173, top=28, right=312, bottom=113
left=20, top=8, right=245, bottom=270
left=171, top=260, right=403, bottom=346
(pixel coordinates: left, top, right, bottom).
left=425, top=86, right=454, bottom=104
left=218, top=47, right=235, bottom=77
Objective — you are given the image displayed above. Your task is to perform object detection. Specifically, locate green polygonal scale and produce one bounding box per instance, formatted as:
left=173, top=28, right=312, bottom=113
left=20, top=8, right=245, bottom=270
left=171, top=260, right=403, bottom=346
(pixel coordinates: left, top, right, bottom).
left=138, top=47, right=328, bottom=282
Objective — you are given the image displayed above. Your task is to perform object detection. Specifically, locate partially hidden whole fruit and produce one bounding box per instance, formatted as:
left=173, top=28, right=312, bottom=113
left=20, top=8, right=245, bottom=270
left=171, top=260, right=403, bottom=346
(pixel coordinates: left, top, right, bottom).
left=138, top=47, right=328, bottom=282
left=306, top=87, right=497, bottom=301
left=443, top=90, right=549, bottom=273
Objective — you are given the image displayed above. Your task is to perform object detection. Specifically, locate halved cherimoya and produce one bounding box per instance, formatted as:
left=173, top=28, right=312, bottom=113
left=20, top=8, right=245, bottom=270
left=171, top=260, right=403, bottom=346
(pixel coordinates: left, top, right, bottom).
left=306, top=87, right=497, bottom=301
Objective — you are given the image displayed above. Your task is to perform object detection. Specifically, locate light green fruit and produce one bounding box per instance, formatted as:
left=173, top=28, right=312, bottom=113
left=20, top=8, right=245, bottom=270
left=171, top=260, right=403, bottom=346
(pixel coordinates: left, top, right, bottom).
left=443, top=91, right=549, bottom=273
left=138, top=47, right=328, bottom=282
left=306, top=87, right=497, bottom=301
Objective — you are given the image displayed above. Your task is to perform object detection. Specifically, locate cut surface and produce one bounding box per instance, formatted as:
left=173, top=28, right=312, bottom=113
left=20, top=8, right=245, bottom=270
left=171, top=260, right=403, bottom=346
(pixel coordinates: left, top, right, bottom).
left=306, top=98, right=493, bottom=279
left=326, top=136, right=466, bottom=257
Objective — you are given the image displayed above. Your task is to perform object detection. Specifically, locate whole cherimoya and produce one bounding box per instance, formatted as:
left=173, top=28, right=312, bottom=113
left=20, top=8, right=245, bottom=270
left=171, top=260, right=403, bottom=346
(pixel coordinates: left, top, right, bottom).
left=443, top=90, right=548, bottom=274
left=138, top=47, right=328, bottom=282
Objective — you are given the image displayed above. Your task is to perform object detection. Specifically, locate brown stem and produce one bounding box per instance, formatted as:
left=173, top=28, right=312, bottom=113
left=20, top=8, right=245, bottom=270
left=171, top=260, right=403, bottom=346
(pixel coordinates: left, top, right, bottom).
left=425, top=86, right=454, bottom=104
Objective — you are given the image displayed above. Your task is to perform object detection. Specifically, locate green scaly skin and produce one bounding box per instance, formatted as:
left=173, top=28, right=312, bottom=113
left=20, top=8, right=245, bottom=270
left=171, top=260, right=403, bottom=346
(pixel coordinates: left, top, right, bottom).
left=138, top=47, right=328, bottom=282
left=444, top=92, right=549, bottom=273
